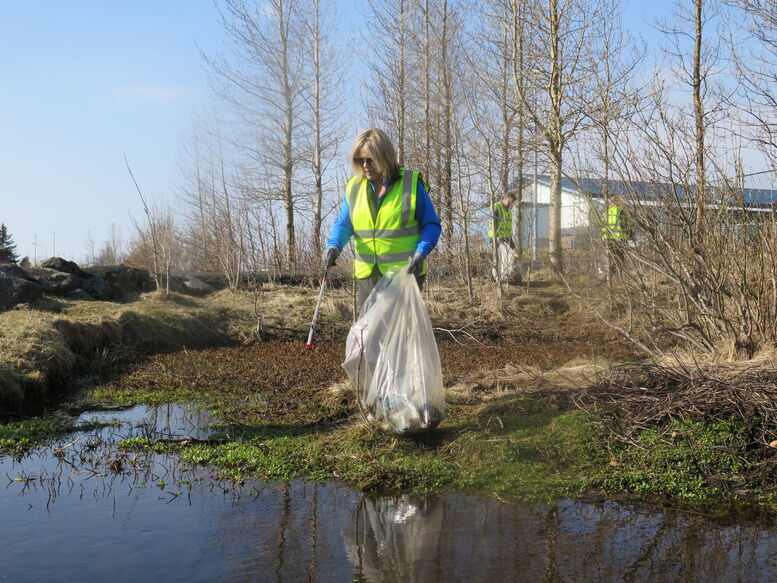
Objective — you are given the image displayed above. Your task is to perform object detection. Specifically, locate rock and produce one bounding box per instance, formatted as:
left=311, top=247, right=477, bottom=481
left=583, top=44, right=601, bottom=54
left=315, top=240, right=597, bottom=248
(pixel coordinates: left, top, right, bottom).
left=190, top=272, right=228, bottom=290
left=64, top=289, right=96, bottom=301
left=0, top=264, right=29, bottom=280
left=84, top=265, right=155, bottom=299
left=39, top=257, right=86, bottom=276
left=182, top=275, right=216, bottom=296
left=0, top=268, right=43, bottom=308
left=166, top=275, right=185, bottom=293
left=79, top=274, right=110, bottom=300
left=25, top=267, right=79, bottom=296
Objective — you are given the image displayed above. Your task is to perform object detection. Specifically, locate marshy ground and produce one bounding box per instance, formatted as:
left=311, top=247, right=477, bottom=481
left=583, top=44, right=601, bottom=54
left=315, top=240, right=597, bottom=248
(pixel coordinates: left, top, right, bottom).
left=3, top=274, right=777, bottom=513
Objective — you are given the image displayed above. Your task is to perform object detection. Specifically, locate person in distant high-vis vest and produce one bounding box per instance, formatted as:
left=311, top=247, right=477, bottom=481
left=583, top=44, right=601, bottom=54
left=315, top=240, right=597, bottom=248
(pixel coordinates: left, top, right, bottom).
left=323, top=129, right=441, bottom=312
left=600, top=196, right=633, bottom=279
left=489, top=194, right=514, bottom=249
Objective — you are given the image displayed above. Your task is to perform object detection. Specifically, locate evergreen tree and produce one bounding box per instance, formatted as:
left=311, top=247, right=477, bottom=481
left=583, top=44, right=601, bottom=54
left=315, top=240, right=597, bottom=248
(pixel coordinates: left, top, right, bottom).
left=0, top=223, right=19, bottom=264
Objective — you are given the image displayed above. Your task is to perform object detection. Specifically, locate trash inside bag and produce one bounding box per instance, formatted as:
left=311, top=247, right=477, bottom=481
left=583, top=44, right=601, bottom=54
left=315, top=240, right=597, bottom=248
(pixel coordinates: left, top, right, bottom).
left=342, top=266, right=445, bottom=434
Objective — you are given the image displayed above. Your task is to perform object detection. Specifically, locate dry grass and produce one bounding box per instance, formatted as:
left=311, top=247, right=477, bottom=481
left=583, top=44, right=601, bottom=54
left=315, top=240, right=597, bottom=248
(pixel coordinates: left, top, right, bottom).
left=0, top=284, right=364, bottom=416
left=0, top=309, right=76, bottom=375
left=0, top=273, right=647, bottom=418
left=575, top=356, right=777, bottom=447
left=0, top=292, right=241, bottom=415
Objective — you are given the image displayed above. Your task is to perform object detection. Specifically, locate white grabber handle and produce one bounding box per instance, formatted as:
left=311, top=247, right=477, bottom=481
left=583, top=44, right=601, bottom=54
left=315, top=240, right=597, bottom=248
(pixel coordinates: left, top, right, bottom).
left=306, top=270, right=329, bottom=348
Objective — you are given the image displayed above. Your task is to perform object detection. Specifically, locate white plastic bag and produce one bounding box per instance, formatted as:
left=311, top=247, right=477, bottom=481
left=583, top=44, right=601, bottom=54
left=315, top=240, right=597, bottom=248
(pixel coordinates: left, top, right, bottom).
left=342, top=267, right=445, bottom=434
left=492, top=241, right=522, bottom=284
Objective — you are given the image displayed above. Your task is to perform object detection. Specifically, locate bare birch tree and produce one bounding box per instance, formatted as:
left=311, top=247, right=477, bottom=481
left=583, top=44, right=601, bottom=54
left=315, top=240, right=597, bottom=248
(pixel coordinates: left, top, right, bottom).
left=364, top=0, right=414, bottom=163
left=300, top=0, right=347, bottom=261
left=513, top=0, right=605, bottom=275
left=586, top=0, right=643, bottom=204
left=90, top=223, right=127, bottom=266
left=177, top=111, right=246, bottom=288
left=466, top=0, right=523, bottom=293
left=125, top=156, right=181, bottom=294
left=727, top=0, right=777, bottom=171
left=657, top=0, right=727, bottom=243
left=208, top=0, right=307, bottom=268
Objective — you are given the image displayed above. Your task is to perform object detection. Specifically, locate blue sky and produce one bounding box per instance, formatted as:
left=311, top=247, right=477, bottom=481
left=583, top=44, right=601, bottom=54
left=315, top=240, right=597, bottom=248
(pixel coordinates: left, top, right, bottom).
left=0, top=1, right=224, bottom=262
left=0, top=0, right=727, bottom=264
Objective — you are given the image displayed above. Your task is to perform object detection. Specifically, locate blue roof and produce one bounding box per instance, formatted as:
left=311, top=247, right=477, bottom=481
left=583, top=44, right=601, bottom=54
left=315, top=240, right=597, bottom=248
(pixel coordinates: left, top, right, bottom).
left=528, top=175, right=777, bottom=207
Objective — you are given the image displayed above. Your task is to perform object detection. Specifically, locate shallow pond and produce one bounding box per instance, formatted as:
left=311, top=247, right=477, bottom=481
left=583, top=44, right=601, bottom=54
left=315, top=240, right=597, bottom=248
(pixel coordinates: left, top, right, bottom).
left=3, top=404, right=777, bottom=582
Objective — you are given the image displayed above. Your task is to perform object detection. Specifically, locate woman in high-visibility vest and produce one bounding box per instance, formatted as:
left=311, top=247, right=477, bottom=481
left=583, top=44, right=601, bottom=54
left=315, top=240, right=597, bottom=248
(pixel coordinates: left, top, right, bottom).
left=324, top=129, right=441, bottom=311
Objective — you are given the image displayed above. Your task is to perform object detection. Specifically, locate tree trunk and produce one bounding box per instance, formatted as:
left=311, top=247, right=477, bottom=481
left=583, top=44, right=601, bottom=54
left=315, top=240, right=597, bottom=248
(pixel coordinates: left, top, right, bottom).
left=311, top=0, right=323, bottom=259
left=441, top=0, right=453, bottom=254
left=693, top=0, right=706, bottom=242
left=548, top=0, right=564, bottom=275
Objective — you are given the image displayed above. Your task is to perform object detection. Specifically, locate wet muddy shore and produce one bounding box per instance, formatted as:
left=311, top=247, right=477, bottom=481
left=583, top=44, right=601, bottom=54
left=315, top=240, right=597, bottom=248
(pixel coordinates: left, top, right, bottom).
left=5, top=401, right=777, bottom=583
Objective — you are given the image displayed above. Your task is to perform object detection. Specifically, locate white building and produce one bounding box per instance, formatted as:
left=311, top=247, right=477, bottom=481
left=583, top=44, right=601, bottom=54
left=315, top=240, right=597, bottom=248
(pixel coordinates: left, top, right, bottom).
left=518, top=175, right=603, bottom=250
left=517, top=175, right=777, bottom=251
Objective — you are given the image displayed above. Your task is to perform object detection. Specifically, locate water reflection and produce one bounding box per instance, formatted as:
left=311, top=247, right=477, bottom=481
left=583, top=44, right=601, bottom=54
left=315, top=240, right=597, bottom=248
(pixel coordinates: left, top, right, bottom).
left=344, top=495, right=777, bottom=582
left=75, top=401, right=218, bottom=441
left=3, top=404, right=777, bottom=582
left=343, top=495, right=443, bottom=582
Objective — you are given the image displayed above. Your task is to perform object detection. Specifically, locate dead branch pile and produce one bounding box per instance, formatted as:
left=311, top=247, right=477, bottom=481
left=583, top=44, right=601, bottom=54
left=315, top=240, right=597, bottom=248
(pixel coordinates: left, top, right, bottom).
left=574, top=361, right=777, bottom=447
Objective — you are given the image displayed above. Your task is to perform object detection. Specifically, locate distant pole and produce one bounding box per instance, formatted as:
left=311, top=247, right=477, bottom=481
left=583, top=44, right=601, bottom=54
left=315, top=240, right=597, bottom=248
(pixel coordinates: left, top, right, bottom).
left=532, top=84, right=539, bottom=263
left=32, top=235, right=46, bottom=265
left=532, top=158, right=539, bottom=262
left=52, top=231, right=56, bottom=257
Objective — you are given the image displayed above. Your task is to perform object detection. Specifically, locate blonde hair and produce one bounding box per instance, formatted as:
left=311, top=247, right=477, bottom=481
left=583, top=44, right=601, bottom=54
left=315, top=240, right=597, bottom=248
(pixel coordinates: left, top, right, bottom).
left=349, top=128, right=400, bottom=182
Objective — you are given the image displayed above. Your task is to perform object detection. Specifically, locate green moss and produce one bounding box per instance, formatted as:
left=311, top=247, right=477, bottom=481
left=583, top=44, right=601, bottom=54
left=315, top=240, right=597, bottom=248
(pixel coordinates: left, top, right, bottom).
left=106, top=396, right=775, bottom=514
left=109, top=400, right=586, bottom=501
left=439, top=407, right=603, bottom=501
left=584, top=418, right=752, bottom=503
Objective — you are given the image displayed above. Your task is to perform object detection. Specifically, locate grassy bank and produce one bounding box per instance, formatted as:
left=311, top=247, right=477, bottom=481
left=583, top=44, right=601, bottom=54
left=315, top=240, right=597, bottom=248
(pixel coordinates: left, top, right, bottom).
left=0, top=285, right=353, bottom=417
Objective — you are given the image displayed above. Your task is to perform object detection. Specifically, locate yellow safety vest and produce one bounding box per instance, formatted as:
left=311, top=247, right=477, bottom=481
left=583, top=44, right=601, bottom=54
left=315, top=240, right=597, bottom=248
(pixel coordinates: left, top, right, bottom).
left=348, top=168, right=425, bottom=279
left=488, top=201, right=513, bottom=239
left=601, top=204, right=628, bottom=240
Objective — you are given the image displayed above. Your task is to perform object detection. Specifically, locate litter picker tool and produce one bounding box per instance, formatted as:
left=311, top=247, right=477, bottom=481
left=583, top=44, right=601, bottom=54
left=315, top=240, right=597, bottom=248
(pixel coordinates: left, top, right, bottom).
left=306, top=268, right=329, bottom=349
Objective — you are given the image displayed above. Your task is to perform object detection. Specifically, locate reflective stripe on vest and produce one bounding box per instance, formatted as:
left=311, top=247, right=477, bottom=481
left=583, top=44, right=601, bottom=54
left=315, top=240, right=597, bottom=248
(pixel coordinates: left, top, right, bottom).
left=488, top=202, right=512, bottom=238
left=348, top=169, right=424, bottom=279
left=601, top=204, right=626, bottom=240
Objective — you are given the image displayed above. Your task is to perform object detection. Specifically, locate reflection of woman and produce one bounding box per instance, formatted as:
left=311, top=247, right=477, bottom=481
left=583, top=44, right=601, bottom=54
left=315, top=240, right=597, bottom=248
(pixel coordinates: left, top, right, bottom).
left=324, top=129, right=441, bottom=312
left=343, top=495, right=443, bottom=583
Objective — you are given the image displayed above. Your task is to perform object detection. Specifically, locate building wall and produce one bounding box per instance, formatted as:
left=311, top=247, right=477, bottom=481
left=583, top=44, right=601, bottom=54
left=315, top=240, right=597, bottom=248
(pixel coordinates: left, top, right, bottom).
left=519, top=182, right=604, bottom=250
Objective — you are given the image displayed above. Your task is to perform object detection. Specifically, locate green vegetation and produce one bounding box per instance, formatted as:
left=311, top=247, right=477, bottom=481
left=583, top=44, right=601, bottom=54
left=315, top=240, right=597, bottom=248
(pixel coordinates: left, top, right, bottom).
left=114, top=400, right=583, bottom=499
left=0, top=416, right=107, bottom=454
left=106, top=356, right=775, bottom=510
left=111, top=398, right=774, bottom=512
left=588, top=419, right=752, bottom=502
left=0, top=223, right=19, bottom=264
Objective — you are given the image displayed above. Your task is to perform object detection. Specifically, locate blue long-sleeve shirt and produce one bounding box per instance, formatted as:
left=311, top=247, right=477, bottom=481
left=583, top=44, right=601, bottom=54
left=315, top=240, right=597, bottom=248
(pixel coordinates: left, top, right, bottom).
left=326, top=177, right=442, bottom=257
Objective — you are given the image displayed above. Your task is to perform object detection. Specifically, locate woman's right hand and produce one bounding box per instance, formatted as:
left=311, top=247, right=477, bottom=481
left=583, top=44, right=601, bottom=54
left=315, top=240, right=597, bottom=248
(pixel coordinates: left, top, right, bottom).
left=324, top=246, right=340, bottom=267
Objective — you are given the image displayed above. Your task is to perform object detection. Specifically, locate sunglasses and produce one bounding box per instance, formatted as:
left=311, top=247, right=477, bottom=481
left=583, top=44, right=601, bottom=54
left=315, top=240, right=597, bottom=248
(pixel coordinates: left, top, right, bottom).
left=353, top=156, right=375, bottom=166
